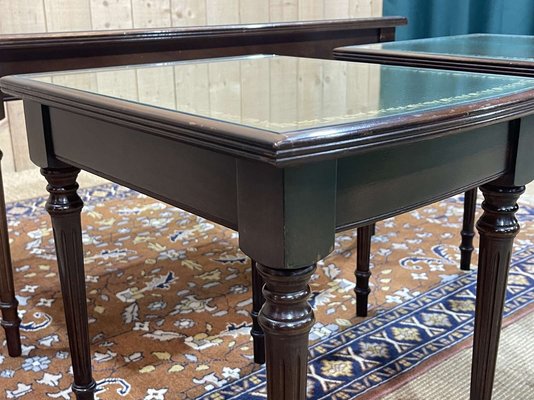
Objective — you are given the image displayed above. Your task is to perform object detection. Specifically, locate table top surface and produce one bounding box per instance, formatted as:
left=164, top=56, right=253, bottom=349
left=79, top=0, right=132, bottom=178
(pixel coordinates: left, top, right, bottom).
left=0, top=17, right=407, bottom=46
left=334, top=34, right=534, bottom=65
left=3, top=54, right=534, bottom=164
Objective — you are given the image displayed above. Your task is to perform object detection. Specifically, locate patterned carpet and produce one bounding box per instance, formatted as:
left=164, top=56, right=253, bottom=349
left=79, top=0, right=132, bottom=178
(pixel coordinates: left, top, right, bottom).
left=0, top=185, right=532, bottom=399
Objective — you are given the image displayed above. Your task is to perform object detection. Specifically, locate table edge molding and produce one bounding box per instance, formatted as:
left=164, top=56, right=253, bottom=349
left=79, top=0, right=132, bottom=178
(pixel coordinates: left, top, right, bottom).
left=2, top=77, right=534, bottom=166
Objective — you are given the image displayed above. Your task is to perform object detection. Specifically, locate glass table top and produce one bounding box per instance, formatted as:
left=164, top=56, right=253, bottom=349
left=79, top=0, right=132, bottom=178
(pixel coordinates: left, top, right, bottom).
left=342, top=34, right=534, bottom=62
left=13, top=54, right=534, bottom=133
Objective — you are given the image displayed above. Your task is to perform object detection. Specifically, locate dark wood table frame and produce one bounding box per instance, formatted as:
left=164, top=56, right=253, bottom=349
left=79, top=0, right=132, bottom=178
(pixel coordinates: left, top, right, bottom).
left=333, top=34, right=534, bottom=399
left=2, top=56, right=533, bottom=400
left=0, top=17, right=406, bottom=361
left=333, top=37, right=534, bottom=78
left=334, top=36, right=534, bottom=318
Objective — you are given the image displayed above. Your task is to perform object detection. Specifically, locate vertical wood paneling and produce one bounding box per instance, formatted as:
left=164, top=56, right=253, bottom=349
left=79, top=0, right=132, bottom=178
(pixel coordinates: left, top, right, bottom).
left=299, top=0, right=324, bottom=20
left=0, top=0, right=46, bottom=34
left=0, top=1, right=383, bottom=34
left=44, top=0, right=92, bottom=32
left=324, top=0, right=349, bottom=19
left=6, top=102, right=33, bottom=171
left=350, top=0, right=376, bottom=18
left=371, top=0, right=383, bottom=16
left=206, top=0, right=240, bottom=25
left=90, top=0, right=134, bottom=30
left=132, top=0, right=172, bottom=28
left=0, top=119, right=15, bottom=173
left=269, top=0, right=298, bottom=22
left=239, top=0, right=270, bottom=23
left=170, top=0, right=207, bottom=26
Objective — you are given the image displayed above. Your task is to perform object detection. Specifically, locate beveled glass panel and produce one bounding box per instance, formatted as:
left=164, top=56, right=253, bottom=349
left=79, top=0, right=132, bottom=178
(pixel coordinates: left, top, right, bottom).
left=28, top=54, right=534, bottom=133
left=353, top=34, right=534, bottom=62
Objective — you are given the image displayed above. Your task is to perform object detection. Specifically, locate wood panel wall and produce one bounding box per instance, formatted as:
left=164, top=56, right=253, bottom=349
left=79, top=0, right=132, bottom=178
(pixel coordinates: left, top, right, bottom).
left=0, top=0, right=383, bottom=172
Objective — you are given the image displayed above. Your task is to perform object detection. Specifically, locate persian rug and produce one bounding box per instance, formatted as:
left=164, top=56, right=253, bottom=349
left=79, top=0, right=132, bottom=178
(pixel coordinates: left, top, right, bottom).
left=0, top=184, right=532, bottom=399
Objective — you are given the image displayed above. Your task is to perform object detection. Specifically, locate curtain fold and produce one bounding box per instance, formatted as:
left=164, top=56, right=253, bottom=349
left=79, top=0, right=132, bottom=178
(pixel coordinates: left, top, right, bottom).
left=384, top=0, right=534, bottom=40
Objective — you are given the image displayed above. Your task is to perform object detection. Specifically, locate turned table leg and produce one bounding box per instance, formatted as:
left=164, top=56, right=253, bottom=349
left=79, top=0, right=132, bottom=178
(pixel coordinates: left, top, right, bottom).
left=42, top=167, right=96, bottom=400
left=250, top=259, right=265, bottom=364
left=355, top=224, right=373, bottom=317
left=257, top=263, right=315, bottom=400
left=460, top=188, right=478, bottom=271
left=0, top=151, right=21, bottom=357
left=470, top=184, right=524, bottom=400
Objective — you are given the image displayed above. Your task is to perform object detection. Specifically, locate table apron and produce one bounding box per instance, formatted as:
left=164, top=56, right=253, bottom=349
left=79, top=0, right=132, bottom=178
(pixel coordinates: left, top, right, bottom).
left=335, top=121, right=514, bottom=229
left=24, top=104, right=523, bottom=262
left=30, top=105, right=240, bottom=229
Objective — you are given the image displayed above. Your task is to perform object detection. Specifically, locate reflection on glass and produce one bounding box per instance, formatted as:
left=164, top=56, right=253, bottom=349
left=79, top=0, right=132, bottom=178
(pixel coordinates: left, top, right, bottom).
left=30, top=55, right=534, bottom=133
left=354, top=34, right=534, bottom=62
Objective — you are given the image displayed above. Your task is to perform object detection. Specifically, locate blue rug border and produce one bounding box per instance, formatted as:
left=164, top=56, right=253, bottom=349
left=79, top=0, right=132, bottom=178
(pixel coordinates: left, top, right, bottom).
left=199, top=245, right=534, bottom=400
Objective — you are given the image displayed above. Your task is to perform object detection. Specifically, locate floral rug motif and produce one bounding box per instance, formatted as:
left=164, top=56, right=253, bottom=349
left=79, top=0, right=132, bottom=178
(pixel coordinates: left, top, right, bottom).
left=201, top=246, right=534, bottom=399
left=0, top=184, right=532, bottom=399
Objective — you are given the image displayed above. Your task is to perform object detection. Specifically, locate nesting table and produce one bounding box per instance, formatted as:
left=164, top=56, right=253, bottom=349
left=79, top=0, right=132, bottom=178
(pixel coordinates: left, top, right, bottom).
left=333, top=33, right=534, bottom=77
left=334, top=34, right=534, bottom=318
left=0, top=16, right=407, bottom=360
left=334, top=33, right=534, bottom=398
left=335, top=34, right=534, bottom=308
left=2, top=54, right=534, bottom=400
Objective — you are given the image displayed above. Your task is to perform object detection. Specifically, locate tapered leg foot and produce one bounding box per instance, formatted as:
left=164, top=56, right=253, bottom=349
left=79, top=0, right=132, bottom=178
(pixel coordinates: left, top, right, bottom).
left=470, top=183, right=524, bottom=400
left=42, top=167, right=96, bottom=400
left=250, top=260, right=265, bottom=365
left=257, top=263, right=315, bottom=400
left=0, top=151, right=21, bottom=357
left=355, top=224, right=373, bottom=317
left=460, top=188, right=478, bottom=271
left=0, top=302, right=20, bottom=357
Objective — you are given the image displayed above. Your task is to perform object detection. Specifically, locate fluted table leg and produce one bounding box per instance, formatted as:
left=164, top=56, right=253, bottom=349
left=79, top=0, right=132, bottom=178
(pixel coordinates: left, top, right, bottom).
left=250, top=259, right=265, bottom=364
left=258, top=263, right=315, bottom=400
left=42, top=167, right=96, bottom=400
left=355, top=224, right=373, bottom=317
left=0, top=150, right=21, bottom=357
left=460, top=188, right=478, bottom=271
left=470, top=184, right=524, bottom=400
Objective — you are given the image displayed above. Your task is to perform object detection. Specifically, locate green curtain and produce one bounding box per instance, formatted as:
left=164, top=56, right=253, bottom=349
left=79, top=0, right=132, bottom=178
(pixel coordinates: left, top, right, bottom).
left=384, top=0, right=534, bottom=40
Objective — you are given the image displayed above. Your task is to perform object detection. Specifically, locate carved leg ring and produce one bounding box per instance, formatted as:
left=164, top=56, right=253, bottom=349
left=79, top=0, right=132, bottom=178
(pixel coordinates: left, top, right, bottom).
left=257, top=263, right=315, bottom=400
left=355, top=224, right=373, bottom=317
left=250, top=260, right=265, bottom=364
left=460, top=188, right=478, bottom=271
left=42, top=168, right=96, bottom=400
left=470, top=184, right=524, bottom=400
left=0, top=151, right=21, bottom=356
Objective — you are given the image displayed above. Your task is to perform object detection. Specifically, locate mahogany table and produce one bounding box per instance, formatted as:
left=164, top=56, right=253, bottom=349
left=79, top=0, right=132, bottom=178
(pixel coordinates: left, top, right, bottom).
left=0, top=16, right=407, bottom=359
left=334, top=33, right=534, bottom=317
left=2, top=55, right=533, bottom=400
left=333, top=33, right=534, bottom=77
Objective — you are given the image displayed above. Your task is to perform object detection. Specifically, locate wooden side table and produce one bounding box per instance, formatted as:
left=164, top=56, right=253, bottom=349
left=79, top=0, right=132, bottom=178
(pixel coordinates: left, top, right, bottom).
left=334, top=33, right=534, bottom=318
left=0, top=16, right=407, bottom=359
left=2, top=55, right=533, bottom=400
